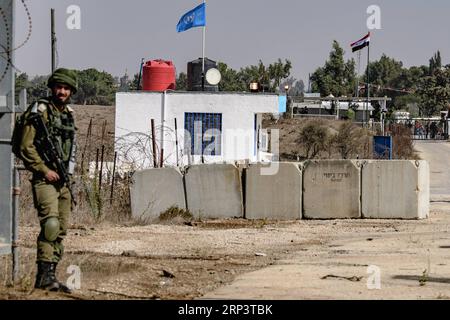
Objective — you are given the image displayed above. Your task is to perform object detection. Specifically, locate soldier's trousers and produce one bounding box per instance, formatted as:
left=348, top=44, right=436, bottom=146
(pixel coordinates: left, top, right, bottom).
left=31, top=179, right=71, bottom=263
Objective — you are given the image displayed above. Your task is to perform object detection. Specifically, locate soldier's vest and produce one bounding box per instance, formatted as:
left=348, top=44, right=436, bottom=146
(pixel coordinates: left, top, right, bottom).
left=25, top=98, right=76, bottom=169
left=12, top=98, right=76, bottom=174
left=43, top=100, right=76, bottom=163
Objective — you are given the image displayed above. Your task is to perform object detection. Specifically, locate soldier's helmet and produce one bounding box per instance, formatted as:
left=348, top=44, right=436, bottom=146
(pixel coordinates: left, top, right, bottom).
left=47, top=68, right=78, bottom=94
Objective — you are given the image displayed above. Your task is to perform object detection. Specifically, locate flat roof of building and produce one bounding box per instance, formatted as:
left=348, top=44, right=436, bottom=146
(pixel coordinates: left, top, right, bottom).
left=117, top=91, right=280, bottom=97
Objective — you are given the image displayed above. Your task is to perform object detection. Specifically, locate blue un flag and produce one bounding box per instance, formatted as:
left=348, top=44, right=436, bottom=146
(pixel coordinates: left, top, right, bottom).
left=176, top=3, right=206, bottom=32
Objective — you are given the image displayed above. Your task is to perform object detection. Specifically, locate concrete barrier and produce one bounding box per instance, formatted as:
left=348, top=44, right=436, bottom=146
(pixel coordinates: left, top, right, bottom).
left=303, top=160, right=361, bottom=219
left=185, top=164, right=243, bottom=219
left=130, top=160, right=430, bottom=223
left=362, top=160, right=430, bottom=219
left=246, top=162, right=302, bottom=220
left=130, top=168, right=186, bottom=221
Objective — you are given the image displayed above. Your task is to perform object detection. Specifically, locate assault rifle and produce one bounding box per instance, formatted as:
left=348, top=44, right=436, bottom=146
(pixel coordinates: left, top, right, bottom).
left=29, top=112, right=77, bottom=206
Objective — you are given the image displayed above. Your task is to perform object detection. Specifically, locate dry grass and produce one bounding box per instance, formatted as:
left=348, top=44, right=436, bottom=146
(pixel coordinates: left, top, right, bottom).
left=264, top=117, right=374, bottom=160
left=18, top=105, right=133, bottom=228
left=17, top=108, right=418, bottom=230
left=263, top=116, right=417, bottom=161
left=159, top=206, right=193, bottom=223
left=72, top=254, right=143, bottom=276
left=390, top=124, right=420, bottom=160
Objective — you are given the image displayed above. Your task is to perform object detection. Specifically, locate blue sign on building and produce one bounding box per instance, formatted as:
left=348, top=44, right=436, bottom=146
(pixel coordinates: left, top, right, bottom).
left=373, top=136, right=393, bottom=160
left=278, top=95, right=287, bottom=113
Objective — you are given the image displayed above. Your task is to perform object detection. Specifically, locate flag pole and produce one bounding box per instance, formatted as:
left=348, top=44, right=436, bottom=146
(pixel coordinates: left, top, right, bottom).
left=366, top=33, right=370, bottom=126
left=356, top=50, right=361, bottom=98
left=201, top=0, right=206, bottom=91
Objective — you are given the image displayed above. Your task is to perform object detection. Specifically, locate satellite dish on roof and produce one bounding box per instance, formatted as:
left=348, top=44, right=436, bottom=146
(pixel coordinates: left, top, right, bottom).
left=206, top=68, right=221, bottom=86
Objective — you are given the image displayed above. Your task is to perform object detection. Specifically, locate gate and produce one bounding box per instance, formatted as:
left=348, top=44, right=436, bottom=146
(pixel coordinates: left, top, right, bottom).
left=387, top=119, right=449, bottom=141
left=410, top=118, right=449, bottom=141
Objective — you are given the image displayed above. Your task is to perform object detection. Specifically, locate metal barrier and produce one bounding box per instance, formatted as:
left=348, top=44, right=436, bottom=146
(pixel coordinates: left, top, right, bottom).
left=388, top=120, right=449, bottom=141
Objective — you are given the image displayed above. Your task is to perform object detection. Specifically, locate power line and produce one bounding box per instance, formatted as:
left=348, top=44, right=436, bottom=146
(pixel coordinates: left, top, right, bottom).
left=358, top=82, right=415, bottom=94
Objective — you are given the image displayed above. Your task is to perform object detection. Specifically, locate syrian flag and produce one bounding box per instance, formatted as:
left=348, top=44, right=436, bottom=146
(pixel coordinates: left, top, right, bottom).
left=351, top=32, right=370, bottom=52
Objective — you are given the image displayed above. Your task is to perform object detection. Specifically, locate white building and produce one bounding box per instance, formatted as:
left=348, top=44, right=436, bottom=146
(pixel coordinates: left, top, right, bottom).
left=115, top=92, right=284, bottom=169
left=393, top=111, right=411, bottom=123
left=293, top=101, right=374, bottom=121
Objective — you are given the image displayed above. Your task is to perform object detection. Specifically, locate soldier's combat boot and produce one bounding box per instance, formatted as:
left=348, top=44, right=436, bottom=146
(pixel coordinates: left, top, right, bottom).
left=34, top=262, right=44, bottom=289
left=35, top=261, right=60, bottom=291
left=51, top=262, right=72, bottom=294
left=34, top=262, right=72, bottom=294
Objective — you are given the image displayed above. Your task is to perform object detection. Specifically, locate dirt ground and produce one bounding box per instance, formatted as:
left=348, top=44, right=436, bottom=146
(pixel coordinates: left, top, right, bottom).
left=1, top=106, right=447, bottom=300
left=204, top=202, right=450, bottom=300
left=0, top=218, right=318, bottom=300
left=1, top=203, right=450, bottom=300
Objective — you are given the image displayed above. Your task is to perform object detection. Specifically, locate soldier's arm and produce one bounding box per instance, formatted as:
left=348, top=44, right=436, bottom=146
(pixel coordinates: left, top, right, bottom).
left=19, top=114, right=51, bottom=176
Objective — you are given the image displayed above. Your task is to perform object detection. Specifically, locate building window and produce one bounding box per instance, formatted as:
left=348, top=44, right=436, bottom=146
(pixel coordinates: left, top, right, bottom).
left=184, top=113, right=222, bottom=156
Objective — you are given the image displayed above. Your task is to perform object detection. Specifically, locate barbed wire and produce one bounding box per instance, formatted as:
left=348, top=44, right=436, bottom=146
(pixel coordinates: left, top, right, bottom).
left=0, top=43, right=22, bottom=73
left=115, top=127, right=182, bottom=171
left=0, top=5, right=11, bottom=84
left=0, top=0, right=33, bottom=83
left=14, top=0, right=32, bottom=53
left=0, top=0, right=32, bottom=55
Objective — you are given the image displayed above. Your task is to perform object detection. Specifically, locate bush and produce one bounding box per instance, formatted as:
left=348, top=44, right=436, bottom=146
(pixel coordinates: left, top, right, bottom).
left=391, top=125, right=418, bottom=159
left=296, top=120, right=329, bottom=158
left=334, top=121, right=369, bottom=159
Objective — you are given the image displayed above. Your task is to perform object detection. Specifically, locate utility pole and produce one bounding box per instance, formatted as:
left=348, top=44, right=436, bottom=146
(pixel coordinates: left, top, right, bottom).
left=366, top=42, right=370, bottom=127
left=308, top=73, right=311, bottom=93
left=201, top=0, right=206, bottom=91
left=51, top=8, right=56, bottom=73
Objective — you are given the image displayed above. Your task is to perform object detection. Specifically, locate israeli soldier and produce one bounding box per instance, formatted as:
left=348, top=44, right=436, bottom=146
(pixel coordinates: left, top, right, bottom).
left=19, top=68, right=78, bottom=293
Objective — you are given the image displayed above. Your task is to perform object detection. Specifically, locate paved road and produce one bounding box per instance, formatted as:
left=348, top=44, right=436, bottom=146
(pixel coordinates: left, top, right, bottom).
left=203, top=144, right=450, bottom=300
left=415, top=140, right=450, bottom=201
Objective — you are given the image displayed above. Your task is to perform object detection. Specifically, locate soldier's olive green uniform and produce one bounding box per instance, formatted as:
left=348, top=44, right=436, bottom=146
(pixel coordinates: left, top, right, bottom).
left=19, top=98, right=76, bottom=263
left=16, top=67, right=79, bottom=293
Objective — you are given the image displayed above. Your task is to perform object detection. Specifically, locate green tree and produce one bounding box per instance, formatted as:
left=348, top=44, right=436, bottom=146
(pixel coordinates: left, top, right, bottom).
left=239, top=60, right=270, bottom=91
left=396, top=66, right=428, bottom=92
left=417, top=66, right=450, bottom=116
left=29, top=75, right=49, bottom=102
left=311, top=41, right=356, bottom=97
left=367, top=54, right=403, bottom=91
left=346, top=109, right=355, bottom=121
left=118, top=72, right=130, bottom=92
left=280, top=77, right=305, bottom=97
left=239, top=59, right=292, bottom=93
left=15, top=73, right=50, bottom=103
left=176, top=72, right=187, bottom=91
left=429, top=50, right=442, bottom=75
left=365, top=55, right=427, bottom=111
left=216, top=59, right=292, bottom=93
left=73, top=68, right=117, bottom=105
left=128, top=73, right=141, bottom=91
left=268, top=59, right=292, bottom=92
left=394, top=94, right=421, bottom=111
left=217, top=62, right=244, bottom=92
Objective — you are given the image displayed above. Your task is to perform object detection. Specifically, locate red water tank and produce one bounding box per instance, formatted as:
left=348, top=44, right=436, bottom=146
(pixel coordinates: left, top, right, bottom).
left=142, top=60, right=176, bottom=91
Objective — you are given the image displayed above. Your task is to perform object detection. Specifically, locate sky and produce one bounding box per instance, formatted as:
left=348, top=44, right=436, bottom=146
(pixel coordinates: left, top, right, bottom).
left=12, top=0, right=450, bottom=86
